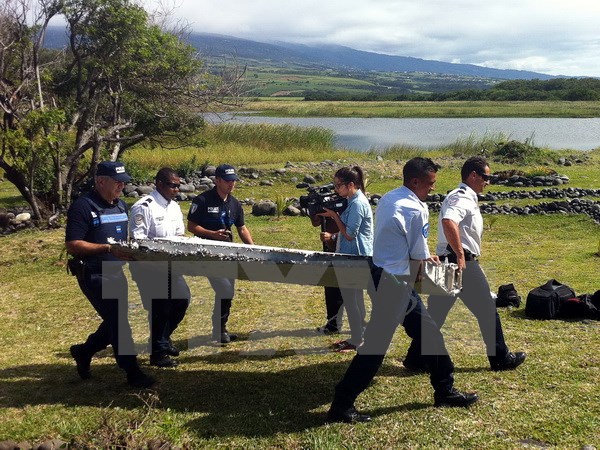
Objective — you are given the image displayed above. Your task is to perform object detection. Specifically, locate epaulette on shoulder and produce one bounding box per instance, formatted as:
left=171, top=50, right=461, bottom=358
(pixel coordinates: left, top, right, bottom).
left=140, top=197, right=153, bottom=208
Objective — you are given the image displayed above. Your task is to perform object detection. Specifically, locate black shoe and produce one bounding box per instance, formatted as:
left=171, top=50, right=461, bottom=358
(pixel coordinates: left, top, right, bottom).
left=434, top=388, right=479, bottom=407
left=126, top=368, right=156, bottom=388
left=326, top=405, right=372, bottom=424
left=150, top=352, right=178, bottom=368
left=70, top=344, right=92, bottom=380
left=402, top=357, right=429, bottom=373
left=166, top=342, right=180, bottom=357
left=490, top=352, right=526, bottom=371
left=212, top=331, right=238, bottom=344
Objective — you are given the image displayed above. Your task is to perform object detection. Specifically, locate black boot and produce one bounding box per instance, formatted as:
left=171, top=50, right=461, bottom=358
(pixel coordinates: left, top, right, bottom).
left=70, top=343, right=92, bottom=380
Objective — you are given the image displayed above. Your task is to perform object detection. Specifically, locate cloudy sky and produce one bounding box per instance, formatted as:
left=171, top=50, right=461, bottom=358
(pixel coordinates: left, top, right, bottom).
left=144, top=0, right=600, bottom=77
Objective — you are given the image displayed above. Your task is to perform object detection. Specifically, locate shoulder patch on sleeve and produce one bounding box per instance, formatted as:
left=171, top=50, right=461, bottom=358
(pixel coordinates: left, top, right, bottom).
left=133, top=213, right=144, bottom=226
left=447, top=195, right=460, bottom=206
left=422, top=223, right=430, bottom=238
left=190, top=204, right=198, bottom=215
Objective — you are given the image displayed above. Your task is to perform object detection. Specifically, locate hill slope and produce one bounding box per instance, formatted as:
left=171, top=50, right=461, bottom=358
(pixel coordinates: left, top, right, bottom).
left=189, top=32, right=557, bottom=81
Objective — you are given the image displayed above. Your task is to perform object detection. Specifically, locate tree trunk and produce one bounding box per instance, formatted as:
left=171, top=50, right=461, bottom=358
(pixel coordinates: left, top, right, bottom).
left=0, top=163, right=52, bottom=220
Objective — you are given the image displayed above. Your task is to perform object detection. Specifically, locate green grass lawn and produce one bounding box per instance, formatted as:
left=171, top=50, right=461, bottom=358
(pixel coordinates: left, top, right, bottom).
left=1, top=146, right=599, bottom=448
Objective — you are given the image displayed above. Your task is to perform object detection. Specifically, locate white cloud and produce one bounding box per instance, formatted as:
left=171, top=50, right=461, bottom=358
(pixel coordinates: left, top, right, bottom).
left=143, top=0, right=600, bottom=76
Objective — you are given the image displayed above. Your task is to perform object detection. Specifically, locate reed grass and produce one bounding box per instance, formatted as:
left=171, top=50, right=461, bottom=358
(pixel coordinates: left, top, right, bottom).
left=123, top=123, right=356, bottom=172
left=243, top=100, right=600, bottom=118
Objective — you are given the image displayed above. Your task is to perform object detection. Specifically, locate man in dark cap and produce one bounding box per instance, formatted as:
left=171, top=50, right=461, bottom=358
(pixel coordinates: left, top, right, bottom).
left=66, top=161, right=155, bottom=388
left=187, top=164, right=254, bottom=343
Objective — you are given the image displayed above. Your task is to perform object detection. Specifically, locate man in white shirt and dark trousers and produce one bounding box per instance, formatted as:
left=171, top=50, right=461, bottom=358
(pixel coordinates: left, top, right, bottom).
left=327, top=157, right=478, bottom=424
left=403, top=156, right=526, bottom=372
left=129, top=167, right=190, bottom=368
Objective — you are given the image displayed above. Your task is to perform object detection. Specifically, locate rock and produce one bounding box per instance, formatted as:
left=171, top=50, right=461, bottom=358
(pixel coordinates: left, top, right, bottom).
left=0, top=213, right=10, bottom=228
left=203, top=165, right=216, bottom=177
left=196, top=184, right=211, bottom=193
left=283, top=205, right=302, bottom=216
left=126, top=191, right=140, bottom=198
left=290, top=177, right=298, bottom=183
left=178, top=183, right=195, bottom=193
left=136, top=185, right=154, bottom=195
left=275, top=168, right=286, bottom=175
left=314, top=173, right=324, bottom=182
left=376, top=155, right=384, bottom=162
left=0, top=441, right=19, bottom=450
left=558, top=157, right=566, bottom=165
left=252, top=200, right=276, bottom=216
left=33, top=439, right=67, bottom=450
left=260, top=180, right=274, bottom=186
left=123, top=185, right=137, bottom=195
left=564, top=160, right=573, bottom=166
left=175, top=193, right=187, bottom=201
left=14, top=212, right=31, bottom=223
left=303, top=175, right=316, bottom=184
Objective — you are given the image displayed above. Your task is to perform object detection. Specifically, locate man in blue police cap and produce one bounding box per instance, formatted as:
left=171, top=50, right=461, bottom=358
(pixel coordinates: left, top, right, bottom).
left=66, top=161, right=156, bottom=388
left=187, top=164, right=254, bottom=343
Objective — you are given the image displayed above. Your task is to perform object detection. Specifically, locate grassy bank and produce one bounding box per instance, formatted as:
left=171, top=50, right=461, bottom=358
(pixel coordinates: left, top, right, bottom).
left=242, top=99, right=600, bottom=118
left=1, top=135, right=600, bottom=448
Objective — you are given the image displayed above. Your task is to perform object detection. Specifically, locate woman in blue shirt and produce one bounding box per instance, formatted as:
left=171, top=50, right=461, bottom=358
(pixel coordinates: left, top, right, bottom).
left=319, top=166, right=373, bottom=352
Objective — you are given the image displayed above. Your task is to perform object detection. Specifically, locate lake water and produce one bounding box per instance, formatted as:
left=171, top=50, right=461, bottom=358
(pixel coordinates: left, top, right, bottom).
left=207, top=114, right=600, bottom=152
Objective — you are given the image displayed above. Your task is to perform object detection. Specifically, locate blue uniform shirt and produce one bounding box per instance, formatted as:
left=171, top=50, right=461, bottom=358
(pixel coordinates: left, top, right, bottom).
left=66, top=190, right=129, bottom=269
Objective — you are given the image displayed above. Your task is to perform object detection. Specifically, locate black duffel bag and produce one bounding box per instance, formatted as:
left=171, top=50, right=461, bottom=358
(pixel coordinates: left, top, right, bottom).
left=525, top=279, right=576, bottom=319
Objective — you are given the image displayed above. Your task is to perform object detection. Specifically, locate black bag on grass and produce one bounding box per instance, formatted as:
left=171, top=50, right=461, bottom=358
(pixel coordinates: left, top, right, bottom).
left=525, top=279, right=575, bottom=319
left=496, top=283, right=521, bottom=307
left=558, top=294, right=600, bottom=320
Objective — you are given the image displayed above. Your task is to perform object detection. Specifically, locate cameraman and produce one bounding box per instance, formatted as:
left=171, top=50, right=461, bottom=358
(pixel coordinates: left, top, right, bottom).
left=309, top=214, right=345, bottom=334
left=318, top=166, right=373, bottom=353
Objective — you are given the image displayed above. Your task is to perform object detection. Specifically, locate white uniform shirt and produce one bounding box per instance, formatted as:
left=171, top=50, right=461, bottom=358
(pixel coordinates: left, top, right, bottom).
left=129, top=190, right=185, bottom=239
left=436, top=182, right=483, bottom=256
left=372, top=185, right=431, bottom=276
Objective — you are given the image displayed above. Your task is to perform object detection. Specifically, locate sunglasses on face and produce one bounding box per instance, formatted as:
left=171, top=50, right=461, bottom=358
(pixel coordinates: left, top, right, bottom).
left=160, top=180, right=181, bottom=188
left=334, top=182, right=348, bottom=189
left=477, top=172, right=492, bottom=181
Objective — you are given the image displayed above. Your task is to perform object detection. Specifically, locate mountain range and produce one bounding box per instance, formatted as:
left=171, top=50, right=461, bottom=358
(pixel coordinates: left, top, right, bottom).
left=44, top=27, right=557, bottom=81
left=188, top=32, right=557, bottom=81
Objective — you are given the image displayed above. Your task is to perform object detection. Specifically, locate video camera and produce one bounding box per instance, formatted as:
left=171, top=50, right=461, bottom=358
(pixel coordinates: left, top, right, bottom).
left=299, top=183, right=348, bottom=217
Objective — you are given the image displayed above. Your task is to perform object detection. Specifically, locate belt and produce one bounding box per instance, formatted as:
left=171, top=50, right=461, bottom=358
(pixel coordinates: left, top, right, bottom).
left=443, top=245, right=479, bottom=262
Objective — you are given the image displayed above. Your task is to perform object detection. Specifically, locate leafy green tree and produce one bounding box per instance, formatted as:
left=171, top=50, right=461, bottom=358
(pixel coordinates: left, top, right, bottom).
left=0, top=0, right=242, bottom=221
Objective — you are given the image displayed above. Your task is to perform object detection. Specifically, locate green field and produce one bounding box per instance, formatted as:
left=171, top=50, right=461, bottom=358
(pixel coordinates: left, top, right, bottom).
left=1, top=127, right=599, bottom=448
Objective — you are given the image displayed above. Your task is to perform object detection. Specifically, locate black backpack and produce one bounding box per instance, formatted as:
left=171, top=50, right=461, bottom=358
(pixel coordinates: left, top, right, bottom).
left=525, top=279, right=576, bottom=320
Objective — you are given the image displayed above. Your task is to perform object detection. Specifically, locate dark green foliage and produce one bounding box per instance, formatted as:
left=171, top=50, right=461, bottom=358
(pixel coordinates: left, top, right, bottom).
left=492, top=139, right=550, bottom=164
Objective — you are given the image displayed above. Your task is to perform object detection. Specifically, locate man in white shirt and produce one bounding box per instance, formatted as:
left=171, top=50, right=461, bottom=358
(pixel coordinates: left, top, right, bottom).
left=327, top=157, right=479, bottom=424
left=129, top=167, right=190, bottom=368
left=404, top=156, right=526, bottom=372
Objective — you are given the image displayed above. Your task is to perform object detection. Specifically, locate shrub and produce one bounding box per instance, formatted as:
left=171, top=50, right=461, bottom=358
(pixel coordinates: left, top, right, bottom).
left=492, top=138, right=549, bottom=164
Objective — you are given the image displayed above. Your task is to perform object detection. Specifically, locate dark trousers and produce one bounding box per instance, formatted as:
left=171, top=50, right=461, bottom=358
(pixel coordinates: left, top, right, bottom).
left=209, top=277, right=235, bottom=333
left=130, top=262, right=190, bottom=354
left=332, top=267, right=455, bottom=410
left=406, top=259, right=509, bottom=364
left=76, top=268, right=137, bottom=370
left=324, top=286, right=344, bottom=331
